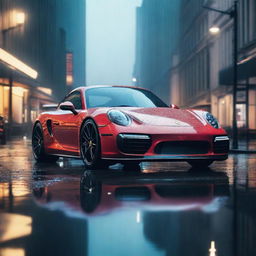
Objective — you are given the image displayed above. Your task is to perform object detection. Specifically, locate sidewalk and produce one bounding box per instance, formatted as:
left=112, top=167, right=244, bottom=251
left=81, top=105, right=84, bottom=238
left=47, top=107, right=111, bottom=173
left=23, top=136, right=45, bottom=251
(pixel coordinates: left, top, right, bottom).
left=229, top=139, right=256, bottom=154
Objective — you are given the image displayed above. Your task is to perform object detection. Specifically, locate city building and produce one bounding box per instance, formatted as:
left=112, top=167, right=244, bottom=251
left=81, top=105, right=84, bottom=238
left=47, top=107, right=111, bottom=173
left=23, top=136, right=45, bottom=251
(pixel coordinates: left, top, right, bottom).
left=0, top=0, right=67, bottom=135
left=133, top=0, right=180, bottom=104
left=171, top=0, right=256, bottom=134
left=56, top=0, right=86, bottom=90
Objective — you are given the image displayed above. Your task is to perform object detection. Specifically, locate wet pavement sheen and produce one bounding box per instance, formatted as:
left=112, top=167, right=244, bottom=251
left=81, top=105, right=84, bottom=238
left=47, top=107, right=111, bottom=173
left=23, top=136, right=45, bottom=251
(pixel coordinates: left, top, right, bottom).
left=0, top=138, right=256, bottom=256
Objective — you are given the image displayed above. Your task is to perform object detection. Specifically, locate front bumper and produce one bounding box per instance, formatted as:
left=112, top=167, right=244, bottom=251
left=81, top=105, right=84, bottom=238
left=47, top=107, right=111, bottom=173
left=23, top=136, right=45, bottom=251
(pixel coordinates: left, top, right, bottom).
left=97, top=118, right=229, bottom=160
left=100, top=128, right=229, bottom=161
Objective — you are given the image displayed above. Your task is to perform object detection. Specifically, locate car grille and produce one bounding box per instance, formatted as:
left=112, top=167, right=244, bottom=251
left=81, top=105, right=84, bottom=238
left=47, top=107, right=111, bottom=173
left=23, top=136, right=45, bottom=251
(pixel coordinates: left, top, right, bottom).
left=155, top=141, right=210, bottom=155
left=117, top=134, right=152, bottom=154
left=213, top=139, right=229, bottom=153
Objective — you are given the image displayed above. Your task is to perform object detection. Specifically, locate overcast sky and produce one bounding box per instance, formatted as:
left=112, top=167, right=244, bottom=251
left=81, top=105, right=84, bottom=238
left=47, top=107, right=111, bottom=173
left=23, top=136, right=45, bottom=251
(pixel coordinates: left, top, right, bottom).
left=86, top=0, right=142, bottom=86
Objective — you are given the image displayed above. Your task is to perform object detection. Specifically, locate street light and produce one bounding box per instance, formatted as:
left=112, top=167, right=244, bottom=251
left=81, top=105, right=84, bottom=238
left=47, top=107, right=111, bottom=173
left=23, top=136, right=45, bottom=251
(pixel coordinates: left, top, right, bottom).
left=204, top=0, right=238, bottom=149
left=2, top=11, right=26, bottom=48
left=209, top=26, right=220, bottom=35
left=15, top=12, right=26, bottom=26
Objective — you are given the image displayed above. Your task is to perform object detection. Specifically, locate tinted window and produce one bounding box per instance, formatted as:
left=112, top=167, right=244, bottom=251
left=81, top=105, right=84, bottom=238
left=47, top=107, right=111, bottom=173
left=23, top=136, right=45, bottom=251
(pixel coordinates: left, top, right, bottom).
left=85, top=87, right=168, bottom=109
left=65, top=91, right=82, bottom=109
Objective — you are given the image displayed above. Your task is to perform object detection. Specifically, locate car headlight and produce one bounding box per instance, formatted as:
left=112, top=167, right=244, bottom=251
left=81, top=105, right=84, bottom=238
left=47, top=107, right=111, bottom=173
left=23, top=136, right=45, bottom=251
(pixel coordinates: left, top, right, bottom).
left=108, top=110, right=131, bottom=126
left=204, top=112, right=220, bottom=129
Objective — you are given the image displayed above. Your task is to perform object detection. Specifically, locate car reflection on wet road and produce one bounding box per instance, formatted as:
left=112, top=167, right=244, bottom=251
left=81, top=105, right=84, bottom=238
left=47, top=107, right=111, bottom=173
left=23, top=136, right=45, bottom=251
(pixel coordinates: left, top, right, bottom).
left=0, top=138, right=256, bottom=256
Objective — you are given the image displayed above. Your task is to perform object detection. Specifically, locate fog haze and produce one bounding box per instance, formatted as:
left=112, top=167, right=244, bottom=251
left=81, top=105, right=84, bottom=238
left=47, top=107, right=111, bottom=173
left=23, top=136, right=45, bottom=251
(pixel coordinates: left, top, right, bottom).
left=86, top=0, right=142, bottom=86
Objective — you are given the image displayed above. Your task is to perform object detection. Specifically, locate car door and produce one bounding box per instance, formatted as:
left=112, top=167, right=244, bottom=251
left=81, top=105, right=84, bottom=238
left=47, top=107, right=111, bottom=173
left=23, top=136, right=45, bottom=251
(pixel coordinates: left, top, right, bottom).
left=53, top=91, right=83, bottom=154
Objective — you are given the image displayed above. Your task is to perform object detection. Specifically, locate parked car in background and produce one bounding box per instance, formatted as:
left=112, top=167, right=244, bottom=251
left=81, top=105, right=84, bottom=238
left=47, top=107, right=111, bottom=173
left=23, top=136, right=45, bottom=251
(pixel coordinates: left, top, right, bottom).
left=0, top=116, right=6, bottom=145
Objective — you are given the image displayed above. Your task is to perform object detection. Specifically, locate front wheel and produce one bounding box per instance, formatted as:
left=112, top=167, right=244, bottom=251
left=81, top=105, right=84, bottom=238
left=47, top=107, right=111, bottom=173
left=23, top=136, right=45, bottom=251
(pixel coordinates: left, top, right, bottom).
left=80, top=119, right=103, bottom=169
left=187, top=160, right=213, bottom=169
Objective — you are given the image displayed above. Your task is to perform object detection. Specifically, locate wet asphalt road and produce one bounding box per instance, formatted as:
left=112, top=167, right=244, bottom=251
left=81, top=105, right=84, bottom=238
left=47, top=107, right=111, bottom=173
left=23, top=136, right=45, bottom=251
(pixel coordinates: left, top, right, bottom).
left=0, top=138, right=256, bottom=256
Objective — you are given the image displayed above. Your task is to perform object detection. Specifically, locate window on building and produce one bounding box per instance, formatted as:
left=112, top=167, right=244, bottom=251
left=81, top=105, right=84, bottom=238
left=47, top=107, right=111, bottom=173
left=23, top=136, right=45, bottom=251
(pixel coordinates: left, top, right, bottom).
left=249, top=89, right=256, bottom=129
left=12, top=87, right=28, bottom=124
left=249, top=0, right=256, bottom=41
left=0, top=86, right=9, bottom=119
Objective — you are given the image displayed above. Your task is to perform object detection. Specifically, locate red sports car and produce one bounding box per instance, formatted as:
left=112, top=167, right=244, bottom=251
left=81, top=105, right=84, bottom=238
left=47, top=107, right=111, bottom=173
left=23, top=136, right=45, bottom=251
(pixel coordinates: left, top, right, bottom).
left=32, top=85, right=229, bottom=168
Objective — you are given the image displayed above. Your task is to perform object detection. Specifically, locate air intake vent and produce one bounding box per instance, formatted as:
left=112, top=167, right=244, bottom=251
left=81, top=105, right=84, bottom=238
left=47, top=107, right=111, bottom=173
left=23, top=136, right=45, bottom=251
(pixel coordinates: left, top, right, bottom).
left=117, top=134, right=151, bottom=154
left=155, top=141, right=210, bottom=155
left=213, top=138, right=229, bottom=153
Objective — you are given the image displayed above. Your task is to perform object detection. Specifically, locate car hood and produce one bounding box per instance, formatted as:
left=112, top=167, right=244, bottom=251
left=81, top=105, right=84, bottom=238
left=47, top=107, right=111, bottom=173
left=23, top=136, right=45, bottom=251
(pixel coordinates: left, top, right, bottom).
left=120, top=107, right=206, bottom=127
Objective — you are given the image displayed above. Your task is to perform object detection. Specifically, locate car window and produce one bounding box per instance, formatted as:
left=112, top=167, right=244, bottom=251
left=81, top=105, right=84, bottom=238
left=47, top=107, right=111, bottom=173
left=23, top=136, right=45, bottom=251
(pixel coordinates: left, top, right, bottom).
left=87, top=95, right=113, bottom=108
left=85, top=87, right=168, bottom=109
left=65, top=91, right=82, bottom=110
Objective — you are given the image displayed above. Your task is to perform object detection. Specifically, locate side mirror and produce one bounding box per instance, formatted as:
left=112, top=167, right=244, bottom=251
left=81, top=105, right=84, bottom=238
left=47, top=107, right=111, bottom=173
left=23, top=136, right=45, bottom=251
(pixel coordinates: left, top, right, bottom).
left=170, top=104, right=179, bottom=109
left=59, top=101, right=78, bottom=115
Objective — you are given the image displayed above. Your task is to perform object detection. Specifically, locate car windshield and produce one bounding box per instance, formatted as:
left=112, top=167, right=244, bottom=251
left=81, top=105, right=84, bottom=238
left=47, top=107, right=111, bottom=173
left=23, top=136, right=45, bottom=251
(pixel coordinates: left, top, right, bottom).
left=85, top=87, right=168, bottom=108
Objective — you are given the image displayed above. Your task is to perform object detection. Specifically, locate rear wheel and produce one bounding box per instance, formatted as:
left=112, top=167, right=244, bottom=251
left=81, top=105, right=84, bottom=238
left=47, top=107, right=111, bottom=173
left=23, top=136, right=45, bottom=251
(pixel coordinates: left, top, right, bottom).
left=32, top=122, right=58, bottom=163
left=80, top=119, right=103, bottom=169
left=187, top=160, right=213, bottom=169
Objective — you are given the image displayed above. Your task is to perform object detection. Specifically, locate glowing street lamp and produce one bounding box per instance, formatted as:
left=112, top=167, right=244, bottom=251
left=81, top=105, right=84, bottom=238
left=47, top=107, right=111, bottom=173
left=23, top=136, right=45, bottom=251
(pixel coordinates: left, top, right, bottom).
left=15, top=12, right=26, bottom=26
left=2, top=11, right=26, bottom=47
left=209, top=26, right=220, bottom=35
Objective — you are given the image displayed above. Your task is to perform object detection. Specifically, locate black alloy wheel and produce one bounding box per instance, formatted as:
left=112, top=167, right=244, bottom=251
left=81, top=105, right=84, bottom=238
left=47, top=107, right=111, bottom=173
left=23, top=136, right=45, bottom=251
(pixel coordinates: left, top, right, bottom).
left=32, top=122, right=58, bottom=162
left=80, top=119, right=103, bottom=169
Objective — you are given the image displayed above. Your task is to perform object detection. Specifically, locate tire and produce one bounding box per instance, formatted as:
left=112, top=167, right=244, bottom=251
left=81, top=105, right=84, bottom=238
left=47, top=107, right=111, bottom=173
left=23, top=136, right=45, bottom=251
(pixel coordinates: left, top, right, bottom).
left=187, top=160, right=213, bottom=169
left=32, top=122, right=58, bottom=163
left=80, top=119, right=103, bottom=169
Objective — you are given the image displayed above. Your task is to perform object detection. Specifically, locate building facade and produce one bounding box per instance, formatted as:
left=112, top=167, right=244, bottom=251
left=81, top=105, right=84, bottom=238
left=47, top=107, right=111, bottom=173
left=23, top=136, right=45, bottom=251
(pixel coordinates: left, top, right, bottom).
left=171, top=0, right=256, bottom=133
left=133, top=0, right=180, bottom=104
left=0, top=0, right=67, bottom=135
left=56, top=0, right=86, bottom=90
